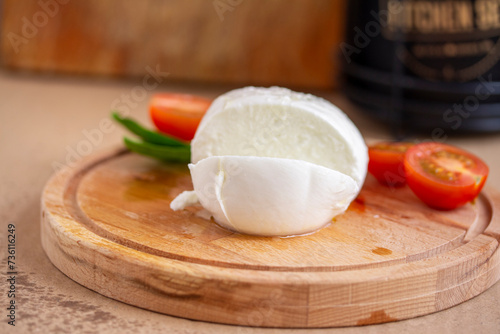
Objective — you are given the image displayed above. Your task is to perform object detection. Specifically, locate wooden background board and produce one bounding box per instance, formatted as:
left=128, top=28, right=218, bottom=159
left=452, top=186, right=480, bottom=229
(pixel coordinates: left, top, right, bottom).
left=1, top=0, right=346, bottom=89
left=41, top=148, right=500, bottom=328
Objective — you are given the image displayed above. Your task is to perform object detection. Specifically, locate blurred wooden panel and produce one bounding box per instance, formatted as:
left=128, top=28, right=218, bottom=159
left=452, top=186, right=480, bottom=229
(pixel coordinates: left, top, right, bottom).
left=1, top=0, right=345, bottom=88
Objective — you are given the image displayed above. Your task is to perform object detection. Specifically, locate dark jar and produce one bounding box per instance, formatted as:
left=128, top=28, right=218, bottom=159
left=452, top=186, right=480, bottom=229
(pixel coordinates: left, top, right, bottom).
left=341, top=0, right=500, bottom=135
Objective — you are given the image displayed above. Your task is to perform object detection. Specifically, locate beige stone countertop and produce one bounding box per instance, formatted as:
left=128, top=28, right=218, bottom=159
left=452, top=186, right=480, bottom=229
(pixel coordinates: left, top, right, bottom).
left=1, top=71, right=499, bottom=333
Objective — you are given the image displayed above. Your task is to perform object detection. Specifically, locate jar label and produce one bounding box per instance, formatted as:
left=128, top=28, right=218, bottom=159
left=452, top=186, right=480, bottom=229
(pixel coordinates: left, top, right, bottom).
left=379, top=0, right=500, bottom=81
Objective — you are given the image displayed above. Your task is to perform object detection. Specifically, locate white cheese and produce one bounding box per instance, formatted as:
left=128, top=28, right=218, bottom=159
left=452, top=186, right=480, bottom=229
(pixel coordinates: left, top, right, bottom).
left=170, top=190, right=198, bottom=211
left=188, top=156, right=359, bottom=236
left=171, top=86, right=368, bottom=236
left=191, top=86, right=367, bottom=188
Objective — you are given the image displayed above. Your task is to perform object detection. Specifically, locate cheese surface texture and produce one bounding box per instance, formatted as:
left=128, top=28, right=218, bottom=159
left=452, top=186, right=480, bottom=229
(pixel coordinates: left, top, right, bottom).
left=172, top=86, right=368, bottom=236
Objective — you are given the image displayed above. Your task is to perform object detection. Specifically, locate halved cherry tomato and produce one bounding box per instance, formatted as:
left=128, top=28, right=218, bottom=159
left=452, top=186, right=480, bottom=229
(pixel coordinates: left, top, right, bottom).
left=149, top=93, right=212, bottom=141
left=368, top=142, right=414, bottom=187
left=404, top=143, right=489, bottom=210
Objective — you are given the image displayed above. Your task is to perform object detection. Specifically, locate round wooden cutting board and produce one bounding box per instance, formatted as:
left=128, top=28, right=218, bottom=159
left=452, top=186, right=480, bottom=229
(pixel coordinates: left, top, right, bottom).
left=41, top=147, right=500, bottom=328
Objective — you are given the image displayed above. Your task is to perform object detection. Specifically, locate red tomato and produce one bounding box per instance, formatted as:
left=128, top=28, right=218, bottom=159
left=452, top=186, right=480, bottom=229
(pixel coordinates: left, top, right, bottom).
left=404, top=143, right=489, bottom=210
left=149, top=93, right=212, bottom=141
left=368, top=142, right=414, bottom=187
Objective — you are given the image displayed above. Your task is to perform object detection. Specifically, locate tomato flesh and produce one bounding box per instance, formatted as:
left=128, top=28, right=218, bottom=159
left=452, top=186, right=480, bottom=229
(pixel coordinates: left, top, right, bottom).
left=404, top=143, right=488, bottom=210
left=150, top=93, right=212, bottom=141
left=368, top=142, right=413, bottom=187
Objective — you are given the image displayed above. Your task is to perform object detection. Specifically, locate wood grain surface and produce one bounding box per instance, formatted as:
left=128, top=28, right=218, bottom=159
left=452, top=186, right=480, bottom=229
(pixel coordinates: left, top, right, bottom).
left=41, top=148, right=500, bottom=328
left=1, top=0, right=346, bottom=88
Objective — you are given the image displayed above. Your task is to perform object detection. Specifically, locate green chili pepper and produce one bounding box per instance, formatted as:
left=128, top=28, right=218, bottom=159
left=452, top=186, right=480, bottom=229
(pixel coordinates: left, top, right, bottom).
left=123, top=137, right=191, bottom=163
left=112, top=112, right=188, bottom=147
